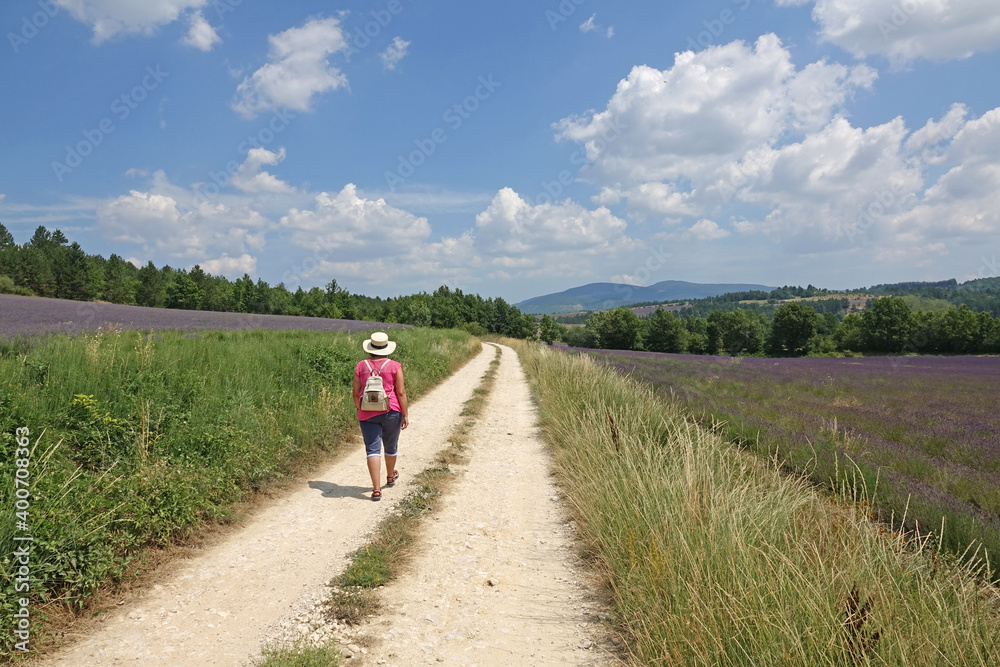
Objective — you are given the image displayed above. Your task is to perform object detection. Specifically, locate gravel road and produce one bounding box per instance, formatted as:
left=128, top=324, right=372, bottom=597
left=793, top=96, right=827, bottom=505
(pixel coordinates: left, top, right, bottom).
left=360, top=344, right=614, bottom=666
left=36, top=343, right=615, bottom=666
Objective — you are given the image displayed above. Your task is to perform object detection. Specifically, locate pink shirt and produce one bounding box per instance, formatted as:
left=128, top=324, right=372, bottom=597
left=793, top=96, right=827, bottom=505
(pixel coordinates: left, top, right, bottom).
left=355, top=358, right=402, bottom=420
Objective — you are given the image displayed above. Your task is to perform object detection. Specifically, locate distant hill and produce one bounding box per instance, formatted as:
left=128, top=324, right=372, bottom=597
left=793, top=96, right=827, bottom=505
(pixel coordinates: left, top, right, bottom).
left=515, top=280, right=777, bottom=315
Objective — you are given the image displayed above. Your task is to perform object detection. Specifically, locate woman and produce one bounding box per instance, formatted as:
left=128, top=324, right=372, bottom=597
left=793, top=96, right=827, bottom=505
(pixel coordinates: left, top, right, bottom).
left=353, top=331, right=409, bottom=501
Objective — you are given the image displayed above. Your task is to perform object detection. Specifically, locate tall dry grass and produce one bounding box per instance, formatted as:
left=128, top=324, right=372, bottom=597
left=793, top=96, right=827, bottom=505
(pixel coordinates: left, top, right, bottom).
left=515, top=342, right=1000, bottom=666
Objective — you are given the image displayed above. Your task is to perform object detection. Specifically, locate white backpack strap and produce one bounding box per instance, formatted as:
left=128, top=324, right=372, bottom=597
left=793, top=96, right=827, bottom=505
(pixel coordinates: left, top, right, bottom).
left=363, top=359, right=375, bottom=375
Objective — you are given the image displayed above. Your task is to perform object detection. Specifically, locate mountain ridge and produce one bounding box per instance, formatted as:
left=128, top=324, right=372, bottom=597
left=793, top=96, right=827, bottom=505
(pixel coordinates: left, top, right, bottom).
left=514, top=280, right=778, bottom=314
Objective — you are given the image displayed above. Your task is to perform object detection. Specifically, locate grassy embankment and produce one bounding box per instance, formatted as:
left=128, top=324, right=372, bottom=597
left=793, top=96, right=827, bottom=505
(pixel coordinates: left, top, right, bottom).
left=258, top=345, right=503, bottom=666
left=515, top=342, right=1000, bottom=666
left=0, top=327, right=479, bottom=658
left=586, top=351, right=1000, bottom=575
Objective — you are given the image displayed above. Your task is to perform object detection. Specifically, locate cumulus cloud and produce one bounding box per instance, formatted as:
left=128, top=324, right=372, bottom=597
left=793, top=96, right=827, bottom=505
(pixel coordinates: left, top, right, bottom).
left=96, top=171, right=270, bottom=260
left=717, top=104, right=1000, bottom=259
left=723, top=116, right=924, bottom=244
left=474, top=187, right=632, bottom=258
left=56, top=0, right=206, bottom=43
left=687, top=219, right=730, bottom=241
left=555, top=35, right=875, bottom=188
left=232, top=17, right=349, bottom=119
left=778, top=0, right=1000, bottom=64
left=905, top=103, right=969, bottom=161
left=555, top=32, right=1000, bottom=264
left=893, top=108, right=1000, bottom=242
left=281, top=186, right=639, bottom=289
left=231, top=148, right=295, bottom=194
left=181, top=10, right=219, bottom=51
left=198, top=253, right=257, bottom=278
left=593, top=182, right=700, bottom=222
left=280, top=184, right=431, bottom=255
left=380, top=36, right=410, bottom=71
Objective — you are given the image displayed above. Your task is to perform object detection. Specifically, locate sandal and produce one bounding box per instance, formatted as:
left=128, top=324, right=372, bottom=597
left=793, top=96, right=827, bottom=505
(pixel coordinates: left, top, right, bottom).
left=371, top=488, right=382, bottom=501
left=385, top=470, right=399, bottom=488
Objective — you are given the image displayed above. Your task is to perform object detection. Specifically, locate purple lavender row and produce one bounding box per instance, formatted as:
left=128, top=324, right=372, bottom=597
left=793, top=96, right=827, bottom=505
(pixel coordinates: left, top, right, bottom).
left=0, top=294, right=404, bottom=336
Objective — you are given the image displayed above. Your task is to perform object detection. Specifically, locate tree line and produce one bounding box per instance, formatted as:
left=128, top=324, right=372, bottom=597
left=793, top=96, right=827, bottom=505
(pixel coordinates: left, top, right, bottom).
left=4, top=222, right=998, bottom=354
left=545, top=297, right=1000, bottom=356
left=0, top=223, right=538, bottom=339
left=861, top=278, right=1000, bottom=316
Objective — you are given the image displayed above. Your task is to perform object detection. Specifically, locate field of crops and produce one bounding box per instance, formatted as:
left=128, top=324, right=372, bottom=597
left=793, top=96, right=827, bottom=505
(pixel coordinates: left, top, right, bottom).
left=582, top=349, right=1000, bottom=564
left=0, top=294, right=398, bottom=337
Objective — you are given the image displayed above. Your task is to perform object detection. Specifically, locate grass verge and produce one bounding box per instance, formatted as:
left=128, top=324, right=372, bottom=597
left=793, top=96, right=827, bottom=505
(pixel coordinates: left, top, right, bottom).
left=583, top=350, right=1000, bottom=575
left=513, top=341, right=1000, bottom=666
left=257, top=344, right=503, bottom=664
left=0, top=327, right=480, bottom=660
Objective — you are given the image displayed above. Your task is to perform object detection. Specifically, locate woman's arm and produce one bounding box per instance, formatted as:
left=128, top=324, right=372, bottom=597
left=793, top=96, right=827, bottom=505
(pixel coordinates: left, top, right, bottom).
left=352, top=372, right=362, bottom=410
left=395, top=365, right=409, bottom=429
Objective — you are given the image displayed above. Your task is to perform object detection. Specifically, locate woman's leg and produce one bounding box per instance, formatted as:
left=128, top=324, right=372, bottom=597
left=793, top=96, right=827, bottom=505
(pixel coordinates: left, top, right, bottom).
left=367, top=455, right=381, bottom=491
left=359, top=419, right=383, bottom=492
left=381, top=411, right=403, bottom=484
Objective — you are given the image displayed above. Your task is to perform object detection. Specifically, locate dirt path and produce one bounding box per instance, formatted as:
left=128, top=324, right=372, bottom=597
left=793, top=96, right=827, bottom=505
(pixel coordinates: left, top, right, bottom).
left=40, top=346, right=496, bottom=666
left=359, top=345, right=613, bottom=666
left=38, top=343, right=614, bottom=666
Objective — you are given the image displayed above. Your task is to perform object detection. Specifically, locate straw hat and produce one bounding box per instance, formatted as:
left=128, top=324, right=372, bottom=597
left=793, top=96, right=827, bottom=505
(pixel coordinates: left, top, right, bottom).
left=363, top=331, right=396, bottom=356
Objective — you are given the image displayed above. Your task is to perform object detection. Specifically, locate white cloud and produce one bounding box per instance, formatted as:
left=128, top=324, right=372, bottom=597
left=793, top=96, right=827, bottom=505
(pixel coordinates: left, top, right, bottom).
left=593, top=182, right=700, bottom=222
left=555, top=35, right=875, bottom=189
left=198, top=254, right=257, bottom=278
left=280, top=184, right=431, bottom=256
left=893, top=108, right=1000, bottom=241
left=687, top=219, right=730, bottom=241
left=231, top=148, right=295, bottom=194
left=282, top=187, right=638, bottom=290
left=380, top=36, right=411, bottom=71
left=725, top=116, right=922, bottom=241
left=181, top=10, right=219, bottom=51
left=579, top=14, right=613, bottom=38
left=556, top=33, right=1000, bottom=265
left=56, top=0, right=206, bottom=43
left=474, top=187, right=632, bottom=258
left=779, top=0, right=1000, bottom=64
left=905, top=103, right=969, bottom=160
left=96, top=171, right=271, bottom=260
left=232, top=17, right=349, bottom=119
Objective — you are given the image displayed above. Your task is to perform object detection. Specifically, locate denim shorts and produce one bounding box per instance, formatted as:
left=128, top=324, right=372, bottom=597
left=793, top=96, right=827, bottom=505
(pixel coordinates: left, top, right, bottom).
left=359, top=410, right=402, bottom=458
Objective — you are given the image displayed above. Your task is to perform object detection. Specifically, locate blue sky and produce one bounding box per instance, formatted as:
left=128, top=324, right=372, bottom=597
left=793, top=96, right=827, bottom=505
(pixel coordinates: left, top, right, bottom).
left=2, top=0, right=1000, bottom=303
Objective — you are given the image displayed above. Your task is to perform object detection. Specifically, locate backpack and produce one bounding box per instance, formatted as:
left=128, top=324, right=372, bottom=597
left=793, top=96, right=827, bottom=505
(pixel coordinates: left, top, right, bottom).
left=360, top=359, right=391, bottom=411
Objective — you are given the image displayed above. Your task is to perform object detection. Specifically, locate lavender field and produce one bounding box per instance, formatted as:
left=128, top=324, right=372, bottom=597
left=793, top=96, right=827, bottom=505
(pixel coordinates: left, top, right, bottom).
left=0, top=294, right=402, bottom=337
left=583, top=349, right=1000, bottom=565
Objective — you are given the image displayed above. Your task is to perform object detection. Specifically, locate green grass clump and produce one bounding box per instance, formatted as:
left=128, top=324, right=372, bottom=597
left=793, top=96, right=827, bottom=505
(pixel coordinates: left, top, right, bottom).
left=256, top=641, right=343, bottom=667
left=0, top=326, right=479, bottom=658
left=514, top=341, right=1000, bottom=666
